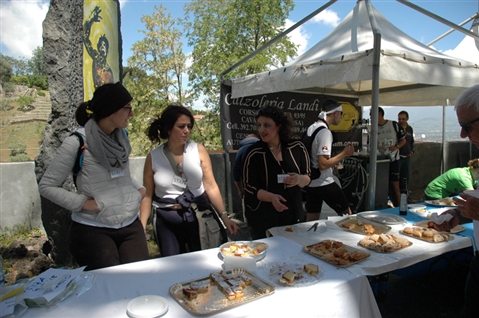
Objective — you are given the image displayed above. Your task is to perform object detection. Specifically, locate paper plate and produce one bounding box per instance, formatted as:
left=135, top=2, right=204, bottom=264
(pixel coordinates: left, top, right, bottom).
left=127, top=295, right=168, bottom=318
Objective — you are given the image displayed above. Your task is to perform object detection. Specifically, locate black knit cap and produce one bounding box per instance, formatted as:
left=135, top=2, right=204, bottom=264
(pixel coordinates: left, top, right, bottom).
left=89, top=82, right=133, bottom=120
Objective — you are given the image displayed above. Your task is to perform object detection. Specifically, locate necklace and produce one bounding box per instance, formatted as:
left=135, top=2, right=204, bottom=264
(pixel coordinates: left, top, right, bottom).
left=269, top=143, right=283, bottom=169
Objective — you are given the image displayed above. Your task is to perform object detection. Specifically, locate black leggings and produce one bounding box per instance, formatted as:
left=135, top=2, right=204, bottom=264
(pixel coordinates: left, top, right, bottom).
left=154, top=208, right=201, bottom=256
left=68, top=218, right=149, bottom=271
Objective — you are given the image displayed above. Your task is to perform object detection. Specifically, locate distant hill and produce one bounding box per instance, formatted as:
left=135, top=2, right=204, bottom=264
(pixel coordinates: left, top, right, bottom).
left=410, top=117, right=463, bottom=142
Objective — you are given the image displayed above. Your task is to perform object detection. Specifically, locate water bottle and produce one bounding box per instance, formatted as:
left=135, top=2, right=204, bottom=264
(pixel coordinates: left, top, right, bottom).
left=362, top=128, right=369, bottom=154
left=0, top=255, right=5, bottom=287
left=399, top=178, right=408, bottom=215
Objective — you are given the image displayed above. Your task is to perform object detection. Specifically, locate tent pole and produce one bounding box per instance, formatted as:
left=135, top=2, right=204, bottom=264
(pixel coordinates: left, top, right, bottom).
left=365, top=0, right=381, bottom=211
left=397, top=0, right=479, bottom=41
left=220, top=0, right=338, bottom=79
left=427, top=14, right=479, bottom=47
left=442, top=102, right=447, bottom=174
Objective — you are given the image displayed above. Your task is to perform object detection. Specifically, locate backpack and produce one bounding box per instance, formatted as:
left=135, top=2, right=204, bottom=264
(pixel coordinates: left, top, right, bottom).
left=301, top=125, right=326, bottom=180
left=70, top=131, right=86, bottom=187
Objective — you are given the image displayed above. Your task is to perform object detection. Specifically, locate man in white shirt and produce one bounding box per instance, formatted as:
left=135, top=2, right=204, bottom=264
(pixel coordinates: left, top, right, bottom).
left=374, top=107, right=406, bottom=207
left=305, top=99, right=354, bottom=221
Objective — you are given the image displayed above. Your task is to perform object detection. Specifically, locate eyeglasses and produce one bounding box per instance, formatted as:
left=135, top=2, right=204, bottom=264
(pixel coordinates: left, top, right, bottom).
left=123, top=106, right=133, bottom=114
left=256, top=122, right=274, bottom=130
left=460, top=117, right=479, bottom=134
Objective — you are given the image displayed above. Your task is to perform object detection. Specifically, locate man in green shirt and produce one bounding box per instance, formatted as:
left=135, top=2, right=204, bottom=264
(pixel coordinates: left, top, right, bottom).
left=424, top=159, right=479, bottom=199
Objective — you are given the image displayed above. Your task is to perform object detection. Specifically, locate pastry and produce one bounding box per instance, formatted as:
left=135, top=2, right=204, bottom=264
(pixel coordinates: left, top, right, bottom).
left=182, top=288, right=198, bottom=300
left=281, top=271, right=296, bottom=284
left=304, top=263, right=319, bottom=275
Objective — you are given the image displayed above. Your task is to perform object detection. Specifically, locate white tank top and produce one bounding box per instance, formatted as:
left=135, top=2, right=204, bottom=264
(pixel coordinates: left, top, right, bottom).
left=150, top=141, right=204, bottom=199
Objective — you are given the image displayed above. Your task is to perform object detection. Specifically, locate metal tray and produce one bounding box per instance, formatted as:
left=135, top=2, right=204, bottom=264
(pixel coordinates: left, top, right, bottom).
left=357, top=236, right=413, bottom=253
left=399, top=228, right=454, bottom=243
left=303, top=240, right=370, bottom=267
left=413, top=220, right=465, bottom=234
left=219, top=241, right=268, bottom=262
left=335, top=216, right=391, bottom=235
left=357, top=211, right=407, bottom=225
left=169, top=268, right=275, bottom=316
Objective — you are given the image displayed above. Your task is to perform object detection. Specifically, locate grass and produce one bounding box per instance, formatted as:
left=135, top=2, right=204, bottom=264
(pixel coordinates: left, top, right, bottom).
left=0, top=97, right=45, bottom=162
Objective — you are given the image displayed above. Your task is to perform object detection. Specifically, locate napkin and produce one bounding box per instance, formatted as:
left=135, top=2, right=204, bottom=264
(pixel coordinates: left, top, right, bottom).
left=430, top=212, right=453, bottom=225
left=223, top=255, right=257, bottom=273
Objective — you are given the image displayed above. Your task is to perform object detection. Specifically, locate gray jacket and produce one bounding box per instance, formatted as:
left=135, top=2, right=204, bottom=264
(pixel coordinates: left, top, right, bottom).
left=39, top=128, right=144, bottom=228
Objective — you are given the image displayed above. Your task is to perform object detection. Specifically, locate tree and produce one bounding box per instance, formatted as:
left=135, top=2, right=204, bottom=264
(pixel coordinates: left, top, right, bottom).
left=28, top=46, right=47, bottom=77
left=1, top=54, right=28, bottom=76
left=126, top=5, right=195, bottom=155
left=0, top=57, right=13, bottom=83
left=184, top=0, right=297, bottom=113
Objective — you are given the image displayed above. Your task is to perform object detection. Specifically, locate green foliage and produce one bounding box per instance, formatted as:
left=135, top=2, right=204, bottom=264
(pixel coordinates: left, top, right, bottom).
left=9, top=142, right=30, bottom=161
left=0, top=58, right=13, bottom=83
left=1, top=49, right=48, bottom=89
left=28, top=75, right=48, bottom=90
left=10, top=75, right=29, bottom=86
left=10, top=153, right=31, bottom=162
left=0, top=226, right=42, bottom=243
left=28, top=47, right=46, bottom=77
left=17, top=96, right=35, bottom=111
left=126, top=5, right=198, bottom=155
left=0, top=99, right=13, bottom=111
left=37, top=91, right=46, bottom=97
left=190, top=112, right=222, bottom=149
left=183, top=0, right=296, bottom=113
left=9, top=142, right=27, bottom=157
left=3, top=82, right=14, bottom=93
left=0, top=54, right=28, bottom=76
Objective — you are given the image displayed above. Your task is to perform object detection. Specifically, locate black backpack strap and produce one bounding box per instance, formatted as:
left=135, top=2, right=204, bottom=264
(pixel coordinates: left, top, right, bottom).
left=70, top=131, right=85, bottom=186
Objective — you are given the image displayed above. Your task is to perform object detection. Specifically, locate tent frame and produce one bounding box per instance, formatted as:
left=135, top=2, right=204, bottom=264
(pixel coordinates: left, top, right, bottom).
left=222, top=0, right=478, bottom=210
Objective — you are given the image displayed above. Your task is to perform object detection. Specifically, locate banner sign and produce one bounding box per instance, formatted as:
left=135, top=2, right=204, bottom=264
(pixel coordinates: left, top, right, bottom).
left=83, top=0, right=121, bottom=100
left=220, top=83, right=362, bottom=152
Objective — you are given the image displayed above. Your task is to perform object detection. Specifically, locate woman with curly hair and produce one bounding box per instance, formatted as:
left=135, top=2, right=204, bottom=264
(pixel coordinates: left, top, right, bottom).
left=242, top=105, right=311, bottom=239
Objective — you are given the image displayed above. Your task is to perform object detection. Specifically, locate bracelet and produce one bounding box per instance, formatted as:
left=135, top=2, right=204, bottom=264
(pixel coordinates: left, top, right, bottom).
left=220, top=211, right=228, bottom=216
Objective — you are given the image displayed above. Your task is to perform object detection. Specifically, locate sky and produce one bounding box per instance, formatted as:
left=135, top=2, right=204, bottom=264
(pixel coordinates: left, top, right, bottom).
left=1, top=0, right=478, bottom=119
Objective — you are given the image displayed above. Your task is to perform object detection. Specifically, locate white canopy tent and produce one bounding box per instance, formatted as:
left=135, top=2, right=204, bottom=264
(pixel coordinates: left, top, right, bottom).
left=447, top=17, right=479, bottom=63
left=229, top=0, right=479, bottom=209
left=231, top=0, right=478, bottom=105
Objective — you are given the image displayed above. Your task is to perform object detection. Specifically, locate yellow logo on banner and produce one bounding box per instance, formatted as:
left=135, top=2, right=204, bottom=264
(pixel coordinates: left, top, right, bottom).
left=330, top=102, right=359, bottom=132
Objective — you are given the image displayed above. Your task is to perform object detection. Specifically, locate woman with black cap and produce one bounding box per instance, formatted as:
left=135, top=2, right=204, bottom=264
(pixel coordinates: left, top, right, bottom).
left=39, top=82, right=149, bottom=270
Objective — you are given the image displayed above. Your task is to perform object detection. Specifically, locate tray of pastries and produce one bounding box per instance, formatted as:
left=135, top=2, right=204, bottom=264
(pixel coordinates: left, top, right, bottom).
left=413, top=220, right=465, bottom=234
left=219, top=241, right=268, bottom=262
left=358, top=234, right=412, bottom=253
left=425, top=197, right=457, bottom=207
left=170, top=268, right=275, bottom=316
left=303, top=240, right=370, bottom=267
left=336, top=216, right=391, bottom=235
left=399, top=226, right=453, bottom=243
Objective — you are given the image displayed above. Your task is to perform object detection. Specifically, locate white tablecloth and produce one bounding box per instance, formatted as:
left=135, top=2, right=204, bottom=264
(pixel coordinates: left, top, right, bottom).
left=267, top=217, right=473, bottom=276
left=23, top=236, right=380, bottom=318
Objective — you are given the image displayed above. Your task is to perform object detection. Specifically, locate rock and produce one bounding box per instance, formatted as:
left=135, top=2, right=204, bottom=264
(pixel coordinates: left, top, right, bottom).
left=2, top=233, right=56, bottom=285
left=34, top=0, right=84, bottom=268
